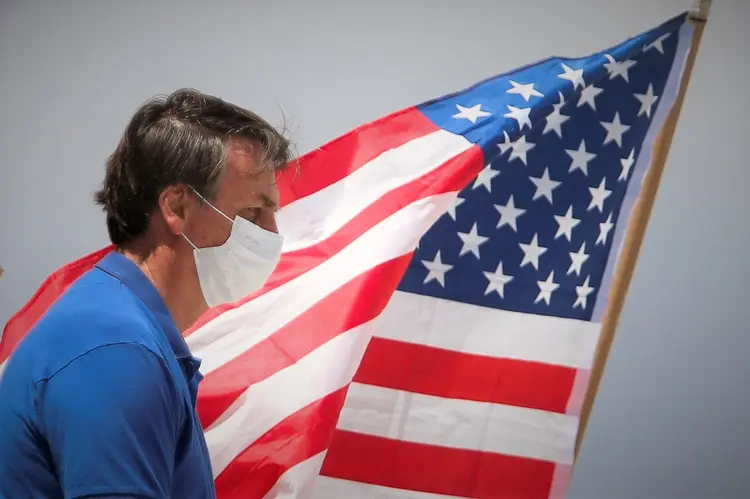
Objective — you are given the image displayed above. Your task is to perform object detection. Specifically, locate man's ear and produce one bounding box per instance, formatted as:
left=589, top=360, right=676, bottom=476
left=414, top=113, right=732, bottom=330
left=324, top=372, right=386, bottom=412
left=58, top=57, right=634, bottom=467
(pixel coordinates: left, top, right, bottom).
left=159, top=184, right=190, bottom=236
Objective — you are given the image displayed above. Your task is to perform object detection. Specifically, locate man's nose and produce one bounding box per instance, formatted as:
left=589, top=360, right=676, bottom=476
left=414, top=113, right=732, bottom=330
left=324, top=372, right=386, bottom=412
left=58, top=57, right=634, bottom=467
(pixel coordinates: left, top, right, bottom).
left=257, top=209, right=279, bottom=234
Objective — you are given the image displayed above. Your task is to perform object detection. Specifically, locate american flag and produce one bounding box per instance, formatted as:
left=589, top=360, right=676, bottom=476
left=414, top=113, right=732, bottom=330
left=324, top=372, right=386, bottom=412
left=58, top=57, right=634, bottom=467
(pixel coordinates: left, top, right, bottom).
left=0, top=11, right=693, bottom=499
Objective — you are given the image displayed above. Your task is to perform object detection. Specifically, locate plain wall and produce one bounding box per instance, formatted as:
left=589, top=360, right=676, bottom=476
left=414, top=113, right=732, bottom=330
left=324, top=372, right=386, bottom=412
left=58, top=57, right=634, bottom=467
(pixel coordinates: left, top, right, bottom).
left=1, top=1, right=748, bottom=497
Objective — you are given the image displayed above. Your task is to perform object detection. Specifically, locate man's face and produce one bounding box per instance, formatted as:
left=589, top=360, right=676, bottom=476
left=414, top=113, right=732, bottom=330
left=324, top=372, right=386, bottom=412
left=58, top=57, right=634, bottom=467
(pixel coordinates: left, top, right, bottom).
left=184, top=141, right=280, bottom=249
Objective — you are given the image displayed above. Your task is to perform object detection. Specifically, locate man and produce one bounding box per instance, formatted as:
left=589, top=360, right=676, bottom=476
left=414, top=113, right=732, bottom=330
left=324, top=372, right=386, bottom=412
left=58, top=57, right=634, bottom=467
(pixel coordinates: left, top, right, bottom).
left=0, top=89, right=292, bottom=498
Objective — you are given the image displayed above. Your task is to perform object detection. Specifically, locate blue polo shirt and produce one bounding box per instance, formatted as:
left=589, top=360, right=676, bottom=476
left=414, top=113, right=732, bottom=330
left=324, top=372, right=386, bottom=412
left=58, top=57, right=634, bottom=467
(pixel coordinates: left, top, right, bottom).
left=0, top=252, right=216, bottom=499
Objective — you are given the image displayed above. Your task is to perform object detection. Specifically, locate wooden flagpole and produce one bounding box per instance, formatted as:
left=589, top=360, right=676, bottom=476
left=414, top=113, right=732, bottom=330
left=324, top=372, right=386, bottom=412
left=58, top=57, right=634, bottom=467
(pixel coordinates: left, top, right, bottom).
left=574, top=0, right=712, bottom=458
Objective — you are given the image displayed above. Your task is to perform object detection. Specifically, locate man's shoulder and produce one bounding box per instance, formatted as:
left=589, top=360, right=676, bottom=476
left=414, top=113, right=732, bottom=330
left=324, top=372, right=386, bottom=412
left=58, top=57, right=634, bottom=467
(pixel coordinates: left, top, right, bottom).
left=8, top=266, right=173, bottom=383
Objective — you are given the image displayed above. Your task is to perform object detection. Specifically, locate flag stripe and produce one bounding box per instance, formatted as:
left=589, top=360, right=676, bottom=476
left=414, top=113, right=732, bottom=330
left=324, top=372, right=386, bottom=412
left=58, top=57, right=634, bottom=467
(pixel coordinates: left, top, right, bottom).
left=320, top=430, right=556, bottom=499
left=336, top=382, right=577, bottom=464
left=314, top=468, right=578, bottom=499
left=265, top=452, right=329, bottom=499
left=213, top=389, right=347, bottom=499
left=277, top=130, right=474, bottom=253
left=353, top=338, right=578, bottom=414
left=313, top=476, right=465, bottom=499
left=276, top=107, right=438, bottom=207
left=374, top=290, right=601, bottom=368
left=590, top=19, right=693, bottom=321
left=197, top=255, right=412, bottom=428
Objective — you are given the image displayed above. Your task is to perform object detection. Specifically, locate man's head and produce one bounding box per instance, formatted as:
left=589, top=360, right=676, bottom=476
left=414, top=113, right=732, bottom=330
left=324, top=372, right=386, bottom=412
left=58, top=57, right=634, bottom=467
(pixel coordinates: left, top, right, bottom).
left=95, top=89, right=292, bottom=322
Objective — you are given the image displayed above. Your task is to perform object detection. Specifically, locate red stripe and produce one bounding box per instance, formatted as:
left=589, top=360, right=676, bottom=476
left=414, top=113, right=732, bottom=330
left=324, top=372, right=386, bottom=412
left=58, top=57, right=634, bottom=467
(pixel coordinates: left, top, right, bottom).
left=353, top=338, right=577, bottom=414
left=214, top=387, right=349, bottom=499
left=186, top=145, right=484, bottom=336
left=276, top=107, right=438, bottom=206
left=321, top=430, right=555, bottom=499
left=197, top=255, right=413, bottom=428
left=0, top=246, right=114, bottom=363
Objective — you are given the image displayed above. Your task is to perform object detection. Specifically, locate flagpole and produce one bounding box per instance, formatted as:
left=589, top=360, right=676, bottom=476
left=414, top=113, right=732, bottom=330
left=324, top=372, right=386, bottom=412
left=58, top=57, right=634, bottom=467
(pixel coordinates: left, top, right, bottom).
left=574, top=0, right=712, bottom=458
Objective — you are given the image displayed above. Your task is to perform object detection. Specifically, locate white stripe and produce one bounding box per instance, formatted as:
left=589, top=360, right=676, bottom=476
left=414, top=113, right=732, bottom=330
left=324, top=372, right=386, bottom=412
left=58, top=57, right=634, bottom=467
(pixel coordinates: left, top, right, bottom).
left=187, top=193, right=458, bottom=374
left=0, top=359, right=6, bottom=380
left=337, top=382, right=578, bottom=465
left=591, top=20, right=693, bottom=321
left=377, top=290, right=601, bottom=369
left=263, top=451, right=328, bottom=499
left=313, top=476, right=465, bottom=499
left=205, top=319, right=375, bottom=475
left=277, top=130, right=473, bottom=253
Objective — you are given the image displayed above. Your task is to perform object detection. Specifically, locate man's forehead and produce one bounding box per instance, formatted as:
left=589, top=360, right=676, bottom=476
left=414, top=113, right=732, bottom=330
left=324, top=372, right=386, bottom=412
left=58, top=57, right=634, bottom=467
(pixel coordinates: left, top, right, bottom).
left=224, top=146, right=279, bottom=203
left=227, top=141, right=263, bottom=175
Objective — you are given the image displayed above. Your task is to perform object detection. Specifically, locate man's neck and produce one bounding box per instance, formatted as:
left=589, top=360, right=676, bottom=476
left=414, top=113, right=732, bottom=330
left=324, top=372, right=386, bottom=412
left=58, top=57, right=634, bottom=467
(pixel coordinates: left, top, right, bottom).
left=120, top=245, right=209, bottom=333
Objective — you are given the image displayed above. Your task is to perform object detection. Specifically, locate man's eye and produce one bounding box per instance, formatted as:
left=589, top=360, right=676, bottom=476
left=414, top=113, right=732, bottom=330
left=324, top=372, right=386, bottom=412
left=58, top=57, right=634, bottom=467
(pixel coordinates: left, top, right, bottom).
left=240, top=207, right=261, bottom=221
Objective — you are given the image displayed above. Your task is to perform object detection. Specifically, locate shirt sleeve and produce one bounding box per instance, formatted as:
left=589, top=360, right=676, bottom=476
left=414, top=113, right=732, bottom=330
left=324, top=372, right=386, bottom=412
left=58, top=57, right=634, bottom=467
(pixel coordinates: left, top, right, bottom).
left=37, top=342, right=183, bottom=499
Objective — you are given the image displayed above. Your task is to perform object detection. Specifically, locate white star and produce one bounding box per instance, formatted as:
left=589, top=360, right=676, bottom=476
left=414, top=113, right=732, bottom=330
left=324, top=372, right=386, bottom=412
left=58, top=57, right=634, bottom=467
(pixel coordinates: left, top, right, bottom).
left=484, top=261, right=514, bottom=298
left=535, top=271, right=560, bottom=306
left=567, top=242, right=590, bottom=276
left=472, top=164, right=499, bottom=192
left=494, top=195, right=526, bottom=231
left=554, top=206, right=581, bottom=241
left=509, top=135, right=535, bottom=165
left=558, top=63, right=585, bottom=89
left=497, top=130, right=513, bottom=156
left=421, top=251, right=453, bottom=287
left=604, top=54, right=637, bottom=82
left=504, top=105, right=532, bottom=131
left=446, top=196, right=464, bottom=220
left=507, top=80, right=543, bottom=102
left=600, top=111, right=631, bottom=147
left=619, top=149, right=636, bottom=181
left=577, top=85, right=604, bottom=111
left=596, top=213, right=615, bottom=245
left=543, top=91, right=569, bottom=138
left=566, top=140, right=597, bottom=176
left=519, top=234, right=547, bottom=270
left=588, top=177, right=612, bottom=212
left=635, top=84, right=659, bottom=118
left=452, top=104, right=491, bottom=124
left=530, top=167, right=561, bottom=204
left=643, top=33, right=670, bottom=54
left=574, top=276, right=596, bottom=309
left=457, top=223, right=489, bottom=259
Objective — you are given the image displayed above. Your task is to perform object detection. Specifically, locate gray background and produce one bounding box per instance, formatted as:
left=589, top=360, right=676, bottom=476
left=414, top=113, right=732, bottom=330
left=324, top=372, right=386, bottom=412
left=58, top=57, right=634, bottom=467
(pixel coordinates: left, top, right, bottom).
left=1, top=0, right=748, bottom=497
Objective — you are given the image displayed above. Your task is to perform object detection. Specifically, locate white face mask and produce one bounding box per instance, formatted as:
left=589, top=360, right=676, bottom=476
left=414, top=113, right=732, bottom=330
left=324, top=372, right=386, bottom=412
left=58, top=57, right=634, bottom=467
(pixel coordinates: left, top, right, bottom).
left=182, top=189, right=283, bottom=308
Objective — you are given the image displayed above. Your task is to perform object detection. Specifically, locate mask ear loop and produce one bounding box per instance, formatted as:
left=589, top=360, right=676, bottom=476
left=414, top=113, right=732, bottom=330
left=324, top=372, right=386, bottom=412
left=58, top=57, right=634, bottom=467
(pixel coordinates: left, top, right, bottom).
left=181, top=233, right=199, bottom=250
left=189, top=186, right=234, bottom=225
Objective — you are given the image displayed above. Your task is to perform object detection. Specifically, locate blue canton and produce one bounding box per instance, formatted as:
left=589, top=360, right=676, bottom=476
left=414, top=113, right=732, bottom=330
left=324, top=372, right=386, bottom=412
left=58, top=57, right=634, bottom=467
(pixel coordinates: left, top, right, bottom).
left=398, top=13, right=686, bottom=321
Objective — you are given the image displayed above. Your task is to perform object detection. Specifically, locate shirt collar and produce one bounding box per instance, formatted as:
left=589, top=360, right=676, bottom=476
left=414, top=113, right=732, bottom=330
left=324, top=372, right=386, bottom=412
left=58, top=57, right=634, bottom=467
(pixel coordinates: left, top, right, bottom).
left=95, top=251, right=193, bottom=362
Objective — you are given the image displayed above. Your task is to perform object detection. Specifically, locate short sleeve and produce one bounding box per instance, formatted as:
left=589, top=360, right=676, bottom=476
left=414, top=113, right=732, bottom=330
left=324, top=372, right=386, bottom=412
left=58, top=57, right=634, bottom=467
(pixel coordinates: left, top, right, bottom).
left=38, top=343, right=182, bottom=499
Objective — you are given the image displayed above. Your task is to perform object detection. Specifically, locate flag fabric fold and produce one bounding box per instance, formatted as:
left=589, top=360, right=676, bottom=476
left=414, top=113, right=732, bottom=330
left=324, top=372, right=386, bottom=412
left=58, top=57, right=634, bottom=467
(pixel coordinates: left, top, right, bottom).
left=1, top=12, right=693, bottom=499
